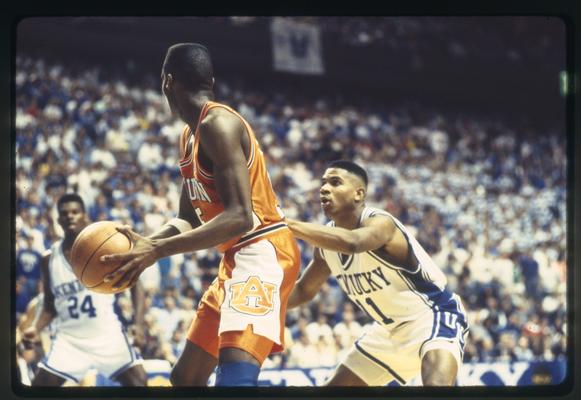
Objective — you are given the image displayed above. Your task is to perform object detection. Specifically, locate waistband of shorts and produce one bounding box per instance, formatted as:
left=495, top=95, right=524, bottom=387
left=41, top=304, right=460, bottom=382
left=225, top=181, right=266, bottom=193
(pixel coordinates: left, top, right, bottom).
left=230, top=222, right=289, bottom=251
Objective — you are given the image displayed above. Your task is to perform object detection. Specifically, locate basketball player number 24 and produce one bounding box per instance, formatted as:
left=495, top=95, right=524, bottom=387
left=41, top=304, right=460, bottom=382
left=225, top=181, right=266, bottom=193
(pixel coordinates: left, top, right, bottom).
left=67, top=295, right=97, bottom=319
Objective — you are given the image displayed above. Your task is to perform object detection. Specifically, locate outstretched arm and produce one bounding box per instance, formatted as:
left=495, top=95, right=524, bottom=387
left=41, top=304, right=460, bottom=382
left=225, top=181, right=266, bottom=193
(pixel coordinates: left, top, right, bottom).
left=288, top=248, right=332, bottom=309
left=286, top=215, right=398, bottom=254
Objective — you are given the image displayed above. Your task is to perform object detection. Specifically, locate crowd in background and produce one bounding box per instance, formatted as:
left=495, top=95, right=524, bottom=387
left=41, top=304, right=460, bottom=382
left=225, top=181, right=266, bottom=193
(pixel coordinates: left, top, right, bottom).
left=14, top=54, right=567, bottom=379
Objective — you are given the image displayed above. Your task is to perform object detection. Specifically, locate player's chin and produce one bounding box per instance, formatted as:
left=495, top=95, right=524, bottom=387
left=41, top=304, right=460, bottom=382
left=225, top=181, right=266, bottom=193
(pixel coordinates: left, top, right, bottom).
left=64, top=224, right=77, bottom=234
left=321, top=205, right=334, bottom=219
left=69, top=225, right=84, bottom=234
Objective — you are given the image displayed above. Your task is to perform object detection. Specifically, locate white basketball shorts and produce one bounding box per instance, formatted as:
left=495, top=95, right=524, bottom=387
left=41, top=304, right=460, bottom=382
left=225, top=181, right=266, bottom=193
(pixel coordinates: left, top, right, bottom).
left=341, top=294, right=469, bottom=386
left=38, top=329, right=143, bottom=383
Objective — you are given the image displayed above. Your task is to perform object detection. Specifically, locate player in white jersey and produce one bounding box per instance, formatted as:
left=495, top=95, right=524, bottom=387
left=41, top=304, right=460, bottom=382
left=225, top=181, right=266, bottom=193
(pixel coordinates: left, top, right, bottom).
left=287, top=160, right=469, bottom=386
left=21, top=194, right=147, bottom=386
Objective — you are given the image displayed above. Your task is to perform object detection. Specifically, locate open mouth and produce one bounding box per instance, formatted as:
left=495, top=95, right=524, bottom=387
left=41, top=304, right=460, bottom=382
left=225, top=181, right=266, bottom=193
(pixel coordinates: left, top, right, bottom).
left=320, top=198, right=332, bottom=208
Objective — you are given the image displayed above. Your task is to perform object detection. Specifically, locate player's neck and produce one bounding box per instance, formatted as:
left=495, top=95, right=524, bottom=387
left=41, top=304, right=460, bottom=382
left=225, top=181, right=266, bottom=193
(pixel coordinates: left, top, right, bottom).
left=62, top=234, right=77, bottom=251
left=181, top=92, right=214, bottom=127
left=333, top=206, right=365, bottom=230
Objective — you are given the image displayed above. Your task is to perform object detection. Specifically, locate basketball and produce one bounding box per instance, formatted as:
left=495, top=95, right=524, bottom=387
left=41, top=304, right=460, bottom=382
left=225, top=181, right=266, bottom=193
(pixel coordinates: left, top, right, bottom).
left=70, top=221, right=133, bottom=294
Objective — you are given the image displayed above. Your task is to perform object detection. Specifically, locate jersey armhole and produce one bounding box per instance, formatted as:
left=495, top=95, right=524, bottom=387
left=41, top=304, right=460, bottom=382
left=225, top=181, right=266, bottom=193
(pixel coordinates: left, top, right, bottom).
left=317, top=247, right=326, bottom=261
left=179, top=125, right=193, bottom=160
left=393, top=223, right=421, bottom=274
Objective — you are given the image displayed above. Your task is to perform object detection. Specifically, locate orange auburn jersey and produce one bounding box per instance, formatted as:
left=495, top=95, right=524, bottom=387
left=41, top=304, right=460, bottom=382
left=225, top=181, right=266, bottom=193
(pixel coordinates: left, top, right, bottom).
left=178, top=101, right=286, bottom=253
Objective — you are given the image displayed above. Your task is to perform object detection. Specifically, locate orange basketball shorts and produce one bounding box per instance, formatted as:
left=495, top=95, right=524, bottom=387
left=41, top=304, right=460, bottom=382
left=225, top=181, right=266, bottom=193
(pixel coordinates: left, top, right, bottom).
left=187, top=228, right=300, bottom=365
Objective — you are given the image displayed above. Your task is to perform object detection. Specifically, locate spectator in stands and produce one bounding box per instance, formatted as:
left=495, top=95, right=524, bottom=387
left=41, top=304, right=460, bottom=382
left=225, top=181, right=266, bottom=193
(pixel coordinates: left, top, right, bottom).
left=14, top=53, right=567, bottom=370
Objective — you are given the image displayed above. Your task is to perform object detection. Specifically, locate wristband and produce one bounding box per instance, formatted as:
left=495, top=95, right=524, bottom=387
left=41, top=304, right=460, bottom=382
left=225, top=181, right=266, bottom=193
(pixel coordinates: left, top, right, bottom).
left=165, top=218, right=193, bottom=233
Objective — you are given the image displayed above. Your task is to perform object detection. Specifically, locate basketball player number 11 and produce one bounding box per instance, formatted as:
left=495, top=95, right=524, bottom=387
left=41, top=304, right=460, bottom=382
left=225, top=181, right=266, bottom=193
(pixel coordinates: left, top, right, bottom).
left=355, top=297, right=394, bottom=325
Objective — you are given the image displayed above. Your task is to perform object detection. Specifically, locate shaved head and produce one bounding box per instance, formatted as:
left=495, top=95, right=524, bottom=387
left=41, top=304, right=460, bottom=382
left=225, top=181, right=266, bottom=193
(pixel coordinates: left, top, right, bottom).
left=327, top=160, right=368, bottom=187
left=162, top=43, right=214, bottom=91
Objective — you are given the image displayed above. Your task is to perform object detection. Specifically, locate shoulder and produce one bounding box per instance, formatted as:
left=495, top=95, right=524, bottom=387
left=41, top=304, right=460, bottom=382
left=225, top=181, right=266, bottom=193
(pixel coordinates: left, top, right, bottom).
left=200, top=106, right=243, bottom=135
left=363, top=206, right=391, bottom=220
left=361, top=207, right=393, bottom=227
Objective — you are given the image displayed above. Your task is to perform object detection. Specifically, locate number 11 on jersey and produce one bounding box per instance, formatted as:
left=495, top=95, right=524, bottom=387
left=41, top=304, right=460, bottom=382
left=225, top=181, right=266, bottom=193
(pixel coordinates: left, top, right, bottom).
left=355, top=297, right=394, bottom=325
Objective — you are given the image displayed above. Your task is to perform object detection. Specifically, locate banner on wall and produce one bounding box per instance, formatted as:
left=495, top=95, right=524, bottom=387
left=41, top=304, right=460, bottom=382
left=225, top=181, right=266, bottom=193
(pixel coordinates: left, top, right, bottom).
left=95, top=359, right=567, bottom=387
left=271, top=17, right=325, bottom=75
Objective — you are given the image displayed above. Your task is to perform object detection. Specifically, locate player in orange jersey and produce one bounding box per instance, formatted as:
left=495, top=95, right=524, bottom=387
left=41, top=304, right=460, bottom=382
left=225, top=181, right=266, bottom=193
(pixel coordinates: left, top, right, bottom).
left=101, top=43, right=301, bottom=386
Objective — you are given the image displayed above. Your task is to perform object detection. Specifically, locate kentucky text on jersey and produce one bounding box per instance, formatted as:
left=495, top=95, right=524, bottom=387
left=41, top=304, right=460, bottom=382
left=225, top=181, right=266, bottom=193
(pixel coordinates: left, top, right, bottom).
left=53, top=280, right=86, bottom=299
left=336, top=266, right=391, bottom=296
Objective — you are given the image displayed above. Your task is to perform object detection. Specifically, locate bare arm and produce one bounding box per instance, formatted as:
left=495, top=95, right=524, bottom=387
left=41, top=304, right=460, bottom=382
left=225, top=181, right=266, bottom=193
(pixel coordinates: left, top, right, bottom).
left=288, top=248, right=332, bottom=309
left=102, top=109, right=254, bottom=288
left=153, top=109, right=254, bottom=256
left=18, top=296, right=41, bottom=332
left=286, top=215, right=399, bottom=254
left=129, top=280, right=146, bottom=347
left=21, top=253, right=56, bottom=345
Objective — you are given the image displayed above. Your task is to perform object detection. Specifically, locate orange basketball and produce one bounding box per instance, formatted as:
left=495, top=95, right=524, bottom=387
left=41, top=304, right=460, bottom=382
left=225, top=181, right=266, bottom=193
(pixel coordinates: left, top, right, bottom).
left=70, top=221, right=133, bottom=294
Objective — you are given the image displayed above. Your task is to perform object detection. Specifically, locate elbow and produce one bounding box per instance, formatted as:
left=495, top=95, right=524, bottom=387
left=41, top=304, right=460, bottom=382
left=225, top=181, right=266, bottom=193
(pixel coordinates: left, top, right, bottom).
left=231, top=207, right=254, bottom=236
left=240, top=209, right=254, bottom=233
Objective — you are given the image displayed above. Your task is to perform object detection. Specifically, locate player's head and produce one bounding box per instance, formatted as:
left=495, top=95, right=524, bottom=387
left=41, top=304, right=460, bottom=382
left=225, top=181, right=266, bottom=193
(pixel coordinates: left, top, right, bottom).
left=57, top=193, right=88, bottom=237
left=320, top=160, right=368, bottom=219
left=161, top=43, right=214, bottom=113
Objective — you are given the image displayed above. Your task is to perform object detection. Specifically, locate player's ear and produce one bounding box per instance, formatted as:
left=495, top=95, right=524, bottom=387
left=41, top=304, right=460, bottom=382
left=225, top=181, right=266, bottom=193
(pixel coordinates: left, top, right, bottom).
left=355, top=187, right=366, bottom=203
left=165, top=73, right=173, bottom=89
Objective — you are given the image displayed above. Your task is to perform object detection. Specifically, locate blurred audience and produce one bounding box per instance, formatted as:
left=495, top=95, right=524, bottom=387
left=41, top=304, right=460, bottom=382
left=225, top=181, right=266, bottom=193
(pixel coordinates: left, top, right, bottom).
left=14, top=54, right=567, bottom=373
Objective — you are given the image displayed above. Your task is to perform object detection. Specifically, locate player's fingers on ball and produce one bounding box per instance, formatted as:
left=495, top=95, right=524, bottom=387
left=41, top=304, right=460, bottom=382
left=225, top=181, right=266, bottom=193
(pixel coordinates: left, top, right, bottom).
left=111, top=275, right=127, bottom=290
left=127, top=269, right=143, bottom=288
left=100, top=251, right=132, bottom=263
left=100, top=253, right=118, bottom=263
left=116, top=225, right=135, bottom=238
left=103, top=271, right=116, bottom=282
left=103, top=263, right=127, bottom=282
left=127, top=274, right=139, bottom=289
left=112, top=263, right=136, bottom=289
left=122, top=271, right=136, bottom=289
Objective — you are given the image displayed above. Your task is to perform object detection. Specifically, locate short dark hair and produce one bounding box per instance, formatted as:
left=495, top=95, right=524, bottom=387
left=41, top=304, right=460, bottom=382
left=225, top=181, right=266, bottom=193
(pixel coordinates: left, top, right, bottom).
left=57, top=193, right=85, bottom=212
left=327, top=160, right=368, bottom=187
left=163, top=43, right=213, bottom=91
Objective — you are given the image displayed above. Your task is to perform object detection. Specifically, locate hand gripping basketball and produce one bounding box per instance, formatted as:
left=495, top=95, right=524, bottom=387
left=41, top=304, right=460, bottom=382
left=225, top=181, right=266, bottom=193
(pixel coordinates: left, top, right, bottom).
left=100, top=225, right=160, bottom=290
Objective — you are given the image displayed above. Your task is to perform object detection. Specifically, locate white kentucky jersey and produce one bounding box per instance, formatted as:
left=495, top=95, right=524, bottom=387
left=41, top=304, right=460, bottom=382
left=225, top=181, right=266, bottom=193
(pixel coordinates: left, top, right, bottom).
left=47, top=241, right=123, bottom=339
left=321, top=207, right=458, bottom=327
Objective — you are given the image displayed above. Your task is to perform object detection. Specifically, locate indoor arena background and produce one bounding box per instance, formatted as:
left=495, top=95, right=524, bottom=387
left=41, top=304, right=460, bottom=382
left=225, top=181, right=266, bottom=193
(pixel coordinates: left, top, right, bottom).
left=14, top=16, right=567, bottom=386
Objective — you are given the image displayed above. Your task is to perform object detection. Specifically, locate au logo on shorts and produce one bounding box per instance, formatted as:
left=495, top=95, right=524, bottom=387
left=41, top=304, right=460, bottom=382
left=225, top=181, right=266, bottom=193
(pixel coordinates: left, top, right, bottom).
left=229, top=276, right=277, bottom=316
